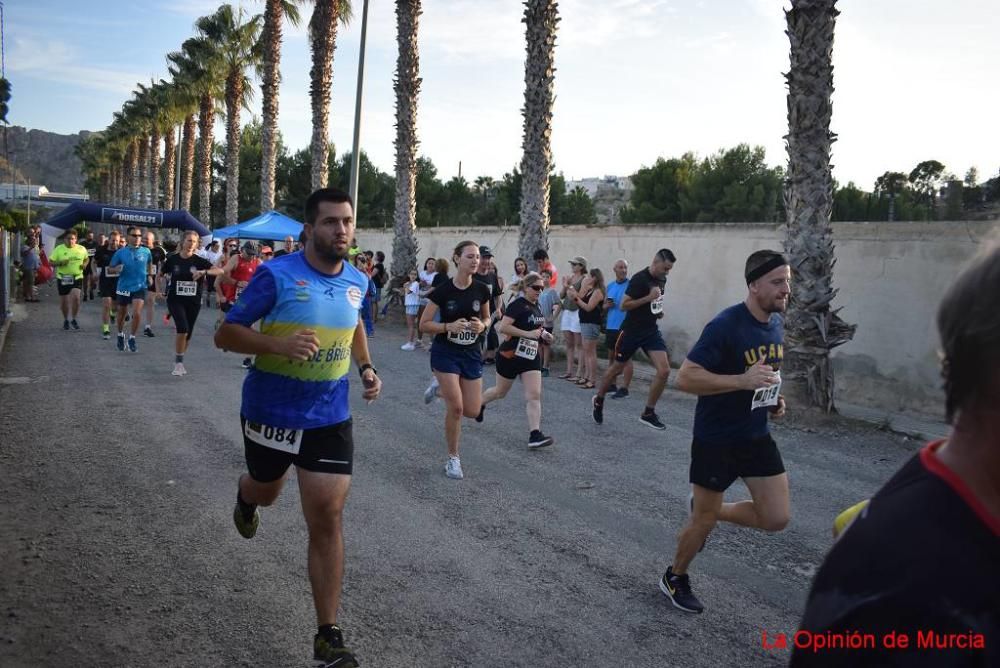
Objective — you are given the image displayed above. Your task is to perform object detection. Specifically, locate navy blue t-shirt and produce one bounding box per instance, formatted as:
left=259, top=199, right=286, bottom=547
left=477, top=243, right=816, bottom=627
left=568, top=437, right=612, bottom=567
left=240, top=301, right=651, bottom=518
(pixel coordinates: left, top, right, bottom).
left=686, top=303, right=784, bottom=445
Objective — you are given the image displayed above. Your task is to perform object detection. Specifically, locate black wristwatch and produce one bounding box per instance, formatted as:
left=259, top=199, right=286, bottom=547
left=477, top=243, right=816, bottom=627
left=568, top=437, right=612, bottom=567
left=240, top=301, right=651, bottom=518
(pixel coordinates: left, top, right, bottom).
left=358, top=363, right=377, bottom=378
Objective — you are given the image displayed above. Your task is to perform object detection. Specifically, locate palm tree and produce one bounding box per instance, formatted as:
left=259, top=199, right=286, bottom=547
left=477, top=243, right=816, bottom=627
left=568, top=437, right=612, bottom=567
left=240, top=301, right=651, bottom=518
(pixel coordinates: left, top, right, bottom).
left=391, top=0, right=421, bottom=278
left=782, top=0, right=856, bottom=412
left=260, top=0, right=304, bottom=213
left=518, top=0, right=559, bottom=269
left=166, top=53, right=203, bottom=212
left=169, top=37, right=226, bottom=225
left=195, top=5, right=263, bottom=227
left=308, top=0, right=352, bottom=191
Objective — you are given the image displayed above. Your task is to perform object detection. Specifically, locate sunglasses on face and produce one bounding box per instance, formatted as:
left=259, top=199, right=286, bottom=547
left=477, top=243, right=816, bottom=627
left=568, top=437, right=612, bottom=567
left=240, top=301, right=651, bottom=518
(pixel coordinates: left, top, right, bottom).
left=130, top=234, right=142, bottom=238
left=526, top=284, right=544, bottom=292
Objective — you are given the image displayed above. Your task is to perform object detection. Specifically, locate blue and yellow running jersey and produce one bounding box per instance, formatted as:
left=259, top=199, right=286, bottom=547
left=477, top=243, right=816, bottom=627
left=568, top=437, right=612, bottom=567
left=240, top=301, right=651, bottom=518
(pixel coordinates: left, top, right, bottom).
left=225, top=252, right=369, bottom=430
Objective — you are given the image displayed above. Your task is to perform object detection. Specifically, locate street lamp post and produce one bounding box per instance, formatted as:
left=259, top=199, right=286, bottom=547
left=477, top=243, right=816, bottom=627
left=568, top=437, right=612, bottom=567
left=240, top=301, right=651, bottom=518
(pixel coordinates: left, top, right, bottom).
left=348, top=0, right=370, bottom=221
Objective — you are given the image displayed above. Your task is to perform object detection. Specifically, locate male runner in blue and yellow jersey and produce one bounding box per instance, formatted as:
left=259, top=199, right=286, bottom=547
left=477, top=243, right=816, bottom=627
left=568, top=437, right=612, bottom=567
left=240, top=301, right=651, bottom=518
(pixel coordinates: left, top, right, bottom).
left=215, top=188, right=381, bottom=668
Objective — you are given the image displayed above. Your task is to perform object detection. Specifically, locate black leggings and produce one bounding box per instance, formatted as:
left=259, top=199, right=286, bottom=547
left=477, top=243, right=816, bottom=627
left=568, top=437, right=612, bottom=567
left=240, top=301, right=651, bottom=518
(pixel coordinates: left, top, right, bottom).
left=167, top=299, right=202, bottom=338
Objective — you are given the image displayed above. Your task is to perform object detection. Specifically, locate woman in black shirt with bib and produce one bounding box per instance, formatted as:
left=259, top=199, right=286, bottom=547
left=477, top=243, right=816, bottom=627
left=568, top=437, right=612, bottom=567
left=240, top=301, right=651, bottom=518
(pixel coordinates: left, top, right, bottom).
left=477, top=272, right=555, bottom=449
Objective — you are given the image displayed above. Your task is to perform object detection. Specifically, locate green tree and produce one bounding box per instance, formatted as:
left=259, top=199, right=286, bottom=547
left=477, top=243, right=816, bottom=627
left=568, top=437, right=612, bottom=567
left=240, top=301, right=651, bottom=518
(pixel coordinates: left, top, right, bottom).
left=908, top=159, right=946, bottom=214
left=308, top=0, right=353, bottom=190
left=621, top=155, right=695, bottom=222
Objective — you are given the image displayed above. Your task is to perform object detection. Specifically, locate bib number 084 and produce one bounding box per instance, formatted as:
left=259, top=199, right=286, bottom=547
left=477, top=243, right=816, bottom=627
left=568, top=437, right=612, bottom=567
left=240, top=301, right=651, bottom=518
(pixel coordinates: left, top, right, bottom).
left=244, top=421, right=301, bottom=454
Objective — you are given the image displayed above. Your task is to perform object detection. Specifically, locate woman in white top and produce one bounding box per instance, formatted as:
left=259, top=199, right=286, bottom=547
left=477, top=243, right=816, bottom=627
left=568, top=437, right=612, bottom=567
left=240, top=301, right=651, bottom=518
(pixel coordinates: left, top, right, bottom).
left=416, top=257, right=437, bottom=348
left=401, top=268, right=422, bottom=351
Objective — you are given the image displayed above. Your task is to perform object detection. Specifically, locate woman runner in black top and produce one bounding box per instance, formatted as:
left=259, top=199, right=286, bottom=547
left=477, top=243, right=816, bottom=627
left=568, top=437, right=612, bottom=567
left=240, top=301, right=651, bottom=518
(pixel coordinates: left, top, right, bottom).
left=159, top=230, right=223, bottom=376
left=419, top=241, right=493, bottom=480
left=477, top=272, right=555, bottom=448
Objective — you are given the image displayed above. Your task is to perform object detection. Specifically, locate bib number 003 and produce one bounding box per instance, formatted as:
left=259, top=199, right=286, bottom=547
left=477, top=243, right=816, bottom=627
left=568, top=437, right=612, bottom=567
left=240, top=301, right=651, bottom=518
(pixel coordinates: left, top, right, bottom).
left=244, top=421, right=300, bottom=454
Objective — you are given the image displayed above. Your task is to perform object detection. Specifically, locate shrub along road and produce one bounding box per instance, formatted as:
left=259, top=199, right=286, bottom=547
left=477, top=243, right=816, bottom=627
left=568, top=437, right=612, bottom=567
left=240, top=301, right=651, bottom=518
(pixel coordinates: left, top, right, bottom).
left=0, top=294, right=918, bottom=666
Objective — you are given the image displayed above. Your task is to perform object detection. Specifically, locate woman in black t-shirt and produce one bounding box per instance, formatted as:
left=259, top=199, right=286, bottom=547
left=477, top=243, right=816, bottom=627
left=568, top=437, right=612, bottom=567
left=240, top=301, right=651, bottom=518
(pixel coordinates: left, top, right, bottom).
left=159, top=230, right=223, bottom=376
left=477, top=272, right=555, bottom=449
left=419, top=241, right=493, bottom=480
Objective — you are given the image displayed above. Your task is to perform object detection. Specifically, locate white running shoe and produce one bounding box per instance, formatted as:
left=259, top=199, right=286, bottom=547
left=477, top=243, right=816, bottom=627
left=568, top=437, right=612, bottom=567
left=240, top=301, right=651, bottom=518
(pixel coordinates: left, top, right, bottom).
left=172, top=363, right=187, bottom=376
left=445, top=457, right=464, bottom=480
left=423, top=378, right=440, bottom=404
left=400, top=342, right=416, bottom=351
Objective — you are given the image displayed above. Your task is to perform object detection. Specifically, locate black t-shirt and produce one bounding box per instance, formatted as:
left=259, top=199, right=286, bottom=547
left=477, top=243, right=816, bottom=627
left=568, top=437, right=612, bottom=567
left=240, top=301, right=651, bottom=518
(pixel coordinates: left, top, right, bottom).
left=428, top=277, right=492, bottom=349
left=578, top=289, right=604, bottom=325
left=161, top=252, right=213, bottom=301
left=149, top=246, right=168, bottom=274
left=371, top=262, right=387, bottom=288
left=622, top=268, right=666, bottom=332
left=431, top=272, right=449, bottom=289
left=498, top=297, right=545, bottom=352
left=80, top=240, right=97, bottom=269
left=473, top=271, right=502, bottom=314
left=792, top=441, right=1000, bottom=668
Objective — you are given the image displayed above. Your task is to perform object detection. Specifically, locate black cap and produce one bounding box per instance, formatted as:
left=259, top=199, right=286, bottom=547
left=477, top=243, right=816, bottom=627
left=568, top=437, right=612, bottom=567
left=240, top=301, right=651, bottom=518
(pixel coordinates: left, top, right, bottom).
left=479, top=245, right=493, bottom=257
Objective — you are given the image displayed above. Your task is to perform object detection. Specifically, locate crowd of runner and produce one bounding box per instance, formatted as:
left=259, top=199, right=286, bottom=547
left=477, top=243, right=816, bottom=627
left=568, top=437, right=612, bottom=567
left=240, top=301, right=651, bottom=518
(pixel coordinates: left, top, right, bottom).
left=16, top=188, right=998, bottom=667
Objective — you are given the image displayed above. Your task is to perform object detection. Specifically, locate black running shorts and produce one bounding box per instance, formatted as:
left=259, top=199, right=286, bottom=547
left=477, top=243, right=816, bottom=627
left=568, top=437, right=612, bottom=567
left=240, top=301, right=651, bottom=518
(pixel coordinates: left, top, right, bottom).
left=495, top=349, right=542, bottom=379
left=99, top=278, right=118, bottom=299
left=690, top=434, right=785, bottom=492
left=56, top=277, right=84, bottom=296
left=167, top=299, right=201, bottom=337
left=614, top=327, right=667, bottom=363
left=241, top=416, right=354, bottom=482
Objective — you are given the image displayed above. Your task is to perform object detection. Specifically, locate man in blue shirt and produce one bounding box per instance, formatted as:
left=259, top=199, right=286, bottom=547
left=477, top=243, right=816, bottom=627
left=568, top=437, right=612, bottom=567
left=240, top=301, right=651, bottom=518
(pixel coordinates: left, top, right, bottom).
left=109, top=226, right=152, bottom=353
left=215, top=188, right=381, bottom=668
left=603, top=259, right=632, bottom=399
left=659, top=249, right=790, bottom=615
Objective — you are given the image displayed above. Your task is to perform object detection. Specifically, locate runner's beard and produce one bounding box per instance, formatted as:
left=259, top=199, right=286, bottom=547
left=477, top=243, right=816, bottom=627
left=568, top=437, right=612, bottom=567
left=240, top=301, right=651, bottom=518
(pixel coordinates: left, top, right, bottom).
left=312, top=237, right=349, bottom=264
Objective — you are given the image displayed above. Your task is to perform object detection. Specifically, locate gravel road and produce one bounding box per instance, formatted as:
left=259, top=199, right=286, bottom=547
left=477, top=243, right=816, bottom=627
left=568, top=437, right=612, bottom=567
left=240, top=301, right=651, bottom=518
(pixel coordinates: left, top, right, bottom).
left=0, top=294, right=920, bottom=667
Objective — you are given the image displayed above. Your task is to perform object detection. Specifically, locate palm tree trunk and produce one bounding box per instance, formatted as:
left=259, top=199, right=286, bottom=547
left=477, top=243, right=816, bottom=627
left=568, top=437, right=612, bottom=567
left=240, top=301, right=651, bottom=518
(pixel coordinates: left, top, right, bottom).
left=100, top=172, right=111, bottom=204
left=128, top=139, right=140, bottom=207
left=782, top=0, right=855, bottom=412
left=391, top=0, right=422, bottom=278
left=138, top=135, right=149, bottom=207
left=198, top=94, right=214, bottom=225
left=225, top=74, right=243, bottom=228
left=181, top=113, right=196, bottom=211
left=111, top=166, right=119, bottom=204
left=150, top=128, right=161, bottom=209
left=260, top=0, right=283, bottom=212
left=518, top=0, right=559, bottom=269
left=309, top=0, right=340, bottom=191
left=163, top=126, right=177, bottom=210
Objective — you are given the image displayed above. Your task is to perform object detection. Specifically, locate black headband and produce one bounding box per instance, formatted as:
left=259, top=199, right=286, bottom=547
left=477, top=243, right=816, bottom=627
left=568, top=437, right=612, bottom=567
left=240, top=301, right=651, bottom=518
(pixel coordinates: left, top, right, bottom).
left=745, top=254, right=788, bottom=284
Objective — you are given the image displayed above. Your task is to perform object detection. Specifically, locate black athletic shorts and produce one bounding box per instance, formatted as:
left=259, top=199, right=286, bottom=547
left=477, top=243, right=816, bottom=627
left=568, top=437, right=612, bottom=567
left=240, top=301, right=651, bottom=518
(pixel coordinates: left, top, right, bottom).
left=605, top=328, right=621, bottom=352
left=689, top=433, right=786, bottom=492
left=99, top=278, right=118, bottom=299
left=613, top=327, right=667, bottom=363
left=167, top=299, right=201, bottom=337
left=495, top=348, right=542, bottom=379
left=241, top=416, right=354, bottom=481
left=56, top=277, right=84, bottom=295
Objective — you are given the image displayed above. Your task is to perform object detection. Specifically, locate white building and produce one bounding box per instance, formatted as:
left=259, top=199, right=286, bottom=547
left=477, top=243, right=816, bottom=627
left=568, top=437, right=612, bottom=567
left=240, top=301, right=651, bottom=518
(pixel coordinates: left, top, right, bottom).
left=565, top=175, right=633, bottom=199
left=0, top=183, right=47, bottom=201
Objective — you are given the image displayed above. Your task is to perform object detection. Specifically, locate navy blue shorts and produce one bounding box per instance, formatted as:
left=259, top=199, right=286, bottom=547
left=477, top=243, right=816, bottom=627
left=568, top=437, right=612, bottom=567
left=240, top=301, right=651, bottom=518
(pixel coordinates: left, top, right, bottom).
left=116, top=288, right=147, bottom=306
left=430, top=342, right=483, bottom=380
left=690, top=434, right=785, bottom=492
left=613, top=327, right=667, bottom=363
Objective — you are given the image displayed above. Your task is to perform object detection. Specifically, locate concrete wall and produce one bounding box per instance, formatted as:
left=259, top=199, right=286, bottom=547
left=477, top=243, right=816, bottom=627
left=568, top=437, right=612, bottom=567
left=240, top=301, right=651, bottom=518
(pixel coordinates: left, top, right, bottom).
left=358, top=220, right=1000, bottom=415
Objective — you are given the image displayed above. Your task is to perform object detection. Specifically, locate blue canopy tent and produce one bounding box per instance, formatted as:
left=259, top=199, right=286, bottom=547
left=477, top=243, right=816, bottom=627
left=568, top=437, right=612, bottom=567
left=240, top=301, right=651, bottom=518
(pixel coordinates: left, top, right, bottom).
left=211, top=210, right=303, bottom=242
left=42, top=202, right=210, bottom=236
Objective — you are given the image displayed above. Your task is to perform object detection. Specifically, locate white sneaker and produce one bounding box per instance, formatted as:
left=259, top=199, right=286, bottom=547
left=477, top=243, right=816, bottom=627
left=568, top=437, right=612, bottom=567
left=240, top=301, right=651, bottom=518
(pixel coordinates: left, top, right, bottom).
left=423, top=378, right=440, bottom=404
left=172, top=363, right=187, bottom=376
left=401, top=342, right=416, bottom=351
left=445, top=457, right=464, bottom=479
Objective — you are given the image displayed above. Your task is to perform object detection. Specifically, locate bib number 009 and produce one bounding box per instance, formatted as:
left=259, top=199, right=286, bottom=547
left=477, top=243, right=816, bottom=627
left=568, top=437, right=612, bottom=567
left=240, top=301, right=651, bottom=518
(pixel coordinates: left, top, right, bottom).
left=244, top=421, right=300, bottom=454
left=447, top=328, right=478, bottom=346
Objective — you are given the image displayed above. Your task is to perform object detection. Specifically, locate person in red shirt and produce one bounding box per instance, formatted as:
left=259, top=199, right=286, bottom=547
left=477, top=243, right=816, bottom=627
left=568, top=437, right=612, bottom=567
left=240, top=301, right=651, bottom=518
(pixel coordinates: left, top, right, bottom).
left=533, top=249, right=558, bottom=288
left=220, top=241, right=262, bottom=368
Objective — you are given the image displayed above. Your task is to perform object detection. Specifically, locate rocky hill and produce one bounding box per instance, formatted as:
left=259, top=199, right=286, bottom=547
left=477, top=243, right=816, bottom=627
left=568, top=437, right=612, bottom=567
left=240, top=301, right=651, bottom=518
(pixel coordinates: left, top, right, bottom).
left=1, top=126, right=92, bottom=192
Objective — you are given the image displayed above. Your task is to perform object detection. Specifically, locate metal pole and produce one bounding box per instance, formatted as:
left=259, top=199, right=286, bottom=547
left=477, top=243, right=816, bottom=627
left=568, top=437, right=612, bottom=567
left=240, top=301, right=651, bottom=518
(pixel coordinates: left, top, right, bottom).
left=174, top=124, right=182, bottom=209
left=348, top=0, right=370, bottom=219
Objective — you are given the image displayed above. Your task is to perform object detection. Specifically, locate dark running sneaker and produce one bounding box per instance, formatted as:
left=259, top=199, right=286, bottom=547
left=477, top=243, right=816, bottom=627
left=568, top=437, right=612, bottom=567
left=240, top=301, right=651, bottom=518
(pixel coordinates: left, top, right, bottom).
left=528, top=430, right=554, bottom=449
left=233, top=490, right=259, bottom=539
left=592, top=395, right=604, bottom=425
left=117, top=334, right=125, bottom=352
left=70, top=319, right=80, bottom=331
left=611, top=387, right=630, bottom=399
left=314, top=625, right=359, bottom=667
left=639, top=410, right=666, bottom=430
left=475, top=405, right=485, bottom=423
left=127, top=337, right=137, bottom=353
left=143, top=327, right=155, bottom=338
left=241, top=357, right=253, bottom=369
left=63, top=320, right=70, bottom=331
left=659, top=567, right=704, bottom=614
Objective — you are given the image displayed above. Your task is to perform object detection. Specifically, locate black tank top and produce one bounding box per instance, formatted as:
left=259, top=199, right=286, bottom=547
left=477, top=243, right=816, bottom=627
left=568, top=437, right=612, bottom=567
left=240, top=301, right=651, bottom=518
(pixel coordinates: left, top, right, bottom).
left=578, top=289, right=604, bottom=325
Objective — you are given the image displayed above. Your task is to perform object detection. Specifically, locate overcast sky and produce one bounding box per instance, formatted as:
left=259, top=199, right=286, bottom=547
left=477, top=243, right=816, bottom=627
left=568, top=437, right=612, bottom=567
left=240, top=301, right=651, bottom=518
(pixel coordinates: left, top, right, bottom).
left=9, top=0, right=1000, bottom=189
